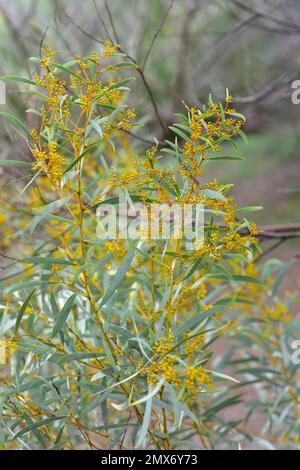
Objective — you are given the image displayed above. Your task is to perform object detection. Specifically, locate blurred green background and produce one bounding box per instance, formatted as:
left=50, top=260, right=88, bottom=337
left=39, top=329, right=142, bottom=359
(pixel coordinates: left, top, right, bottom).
left=0, top=0, right=299, bottom=280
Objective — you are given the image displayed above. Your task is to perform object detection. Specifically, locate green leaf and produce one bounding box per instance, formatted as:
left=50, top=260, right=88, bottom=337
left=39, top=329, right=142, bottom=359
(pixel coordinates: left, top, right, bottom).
left=28, top=197, right=71, bottom=233
left=199, top=188, right=227, bottom=202
left=14, top=416, right=66, bottom=439
left=169, top=125, right=190, bottom=142
left=207, top=261, right=233, bottom=281
left=90, top=194, right=155, bottom=210
left=59, top=352, right=104, bottom=363
left=225, top=124, right=248, bottom=144
left=208, top=370, right=240, bottom=383
left=1, top=75, right=36, bottom=85
left=50, top=293, right=59, bottom=318
left=156, top=178, right=178, bottom=196
left=226, top=111, right=246, bottom=122
left=206, top=273, right=261, bottom=284
left=203, top=394, right=243, bottom=418
left=183, top=255, right=204, bottom=281
left=130, top=378, right=164, bottom=407
left=109, top=104, right=127, bottom=123
left=235, top=206, right=263, bottom=215
left=52, top=294, right=77, bottom=338
left=272, top=260, right=294, bottom=296
left=48, top=62, right=81, bottom=79
left=0, top=159, right=32, bottom=168
left=207, top=155, right=244, bottom=161
left=0, top=111, right=31, bottom=139
left=63, top=147, right=92, bottom=173
left=108, top=78, right=135, bottom=90
left=8, top=281, right=58, bottom=294
left=115, top=62, right=138, bottom=69
left=94, top=78, right=135, bottom=102
left=23, top=256, right=75, bottom=266
left=231, top=274, right=261, bottom=284
left=176, top=306, right=225, bottom=337
left=22, top=90, right=48, bottom=100
left=15, top=288, right=36, bottom=334
left=99, top=250, right=135, bottom=307
left=135, top=386, right=153, bottom=448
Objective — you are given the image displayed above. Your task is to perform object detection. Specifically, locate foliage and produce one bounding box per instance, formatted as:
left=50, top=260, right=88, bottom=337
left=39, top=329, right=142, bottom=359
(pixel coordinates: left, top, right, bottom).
left=0, top=44, right=299, bottom=450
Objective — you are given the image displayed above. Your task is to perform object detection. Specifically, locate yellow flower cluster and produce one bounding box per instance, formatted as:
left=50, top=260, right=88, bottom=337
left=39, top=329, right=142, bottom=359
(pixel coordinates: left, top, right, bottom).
left=32, top=141, right=65, bottom=186
left=265, top=302, right=290, bottom=322
left=29, top=47, right=138, bottom=198
left=0, top=338, right=16, bottom=363
left=103, top=40, right=119, bottom=57
left=183, top=366, right=213, bottom=398
left=184, top=334, right=204, bottom=360
left=104, top=240, right=127, bottom=259
left=146, top=336, right=181, bottom=387
left=117, top=107, right=136, bottom=131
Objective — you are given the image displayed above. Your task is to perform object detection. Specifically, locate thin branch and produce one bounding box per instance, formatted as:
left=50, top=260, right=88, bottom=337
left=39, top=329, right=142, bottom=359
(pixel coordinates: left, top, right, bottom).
left=192, top=14, right=257, bottom=85
left=216, top=222, right=300, bottom=240
left=230, top=0, right=300, bottom=33
left=257, top=223, right=300, bottom=239
left=64, top=11, right=104, bottom=44
left=101, top=1, right=167, bottom=132
left=0, top=6, right=31, bottom=76
left=0, top=252, right=21, bottom=263
left=119, top=410, right=132, bottom=450
left=104, top=0, right=120, bottom=44
left=93, top=0, right=114, bottom=43
left=142, top=0, right=174, bottom=71
left=63, top=9, right=167, bottom=133
left=120, top=128, right=164, bottom=146
left=137, top=69, right=167, bottom=132
left=173, top=0, right=200, bottom=103
left=243, top=22, right=300, bottom=36
left=39, top=25, right=49, bottom=59
left=53, top=1, right=75, bottom=56
left=233, top=69, right=300, bottom=104
left=256, top=238, right=285, bottom=262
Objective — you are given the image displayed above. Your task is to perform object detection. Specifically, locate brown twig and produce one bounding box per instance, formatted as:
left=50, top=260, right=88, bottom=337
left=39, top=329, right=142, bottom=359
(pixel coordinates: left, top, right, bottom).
left=233, top=69, right=300, bottom=104
left=63, top=9, right=167, bottom=133
left=230, top=0, right=300, bottom=33
left=39, top=25, right=49, bottom=59
left=104, top=0, right=120, bottom=44
left=142, top=0, right=174, bottom=71
left=255, top=238, right=286, bottom=262
left=215, top=222, right=300, bottom=242
left=93, top=0, right=114, bottom=43
left=257, top=223, right=300, bottom=239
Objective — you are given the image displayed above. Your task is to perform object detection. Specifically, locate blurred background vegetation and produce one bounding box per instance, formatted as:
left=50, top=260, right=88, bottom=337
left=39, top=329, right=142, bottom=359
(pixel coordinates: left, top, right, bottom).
left=0, top=0, right=299, bottom=285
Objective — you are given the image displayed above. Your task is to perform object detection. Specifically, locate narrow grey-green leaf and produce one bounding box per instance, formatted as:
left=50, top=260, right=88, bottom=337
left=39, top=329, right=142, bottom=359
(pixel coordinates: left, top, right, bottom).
left=183, top=255, right=204, bottom=281
left=28, top=197, right=71, bottom=233
left=99, top=250, right=135, bottom=307
left=14, top=416, right=66, bottom=439
left=23, top=256, right=75, bottom=266
left=0, top=111, right=31, bottom=138
left=1, top=75, right=36, bottom=85
left=135, top=388, right=153, bottom=448
left=0, top=159, right=32, bottom=167
left=15, top=288, right=36, bottom=334
left=207, top=155, right=244, bottom=161
left=48, top=62, right=81, bottom=79
left=199, top=189, right=226, bottom=202
left=52, top=294, right=77, bottom=338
